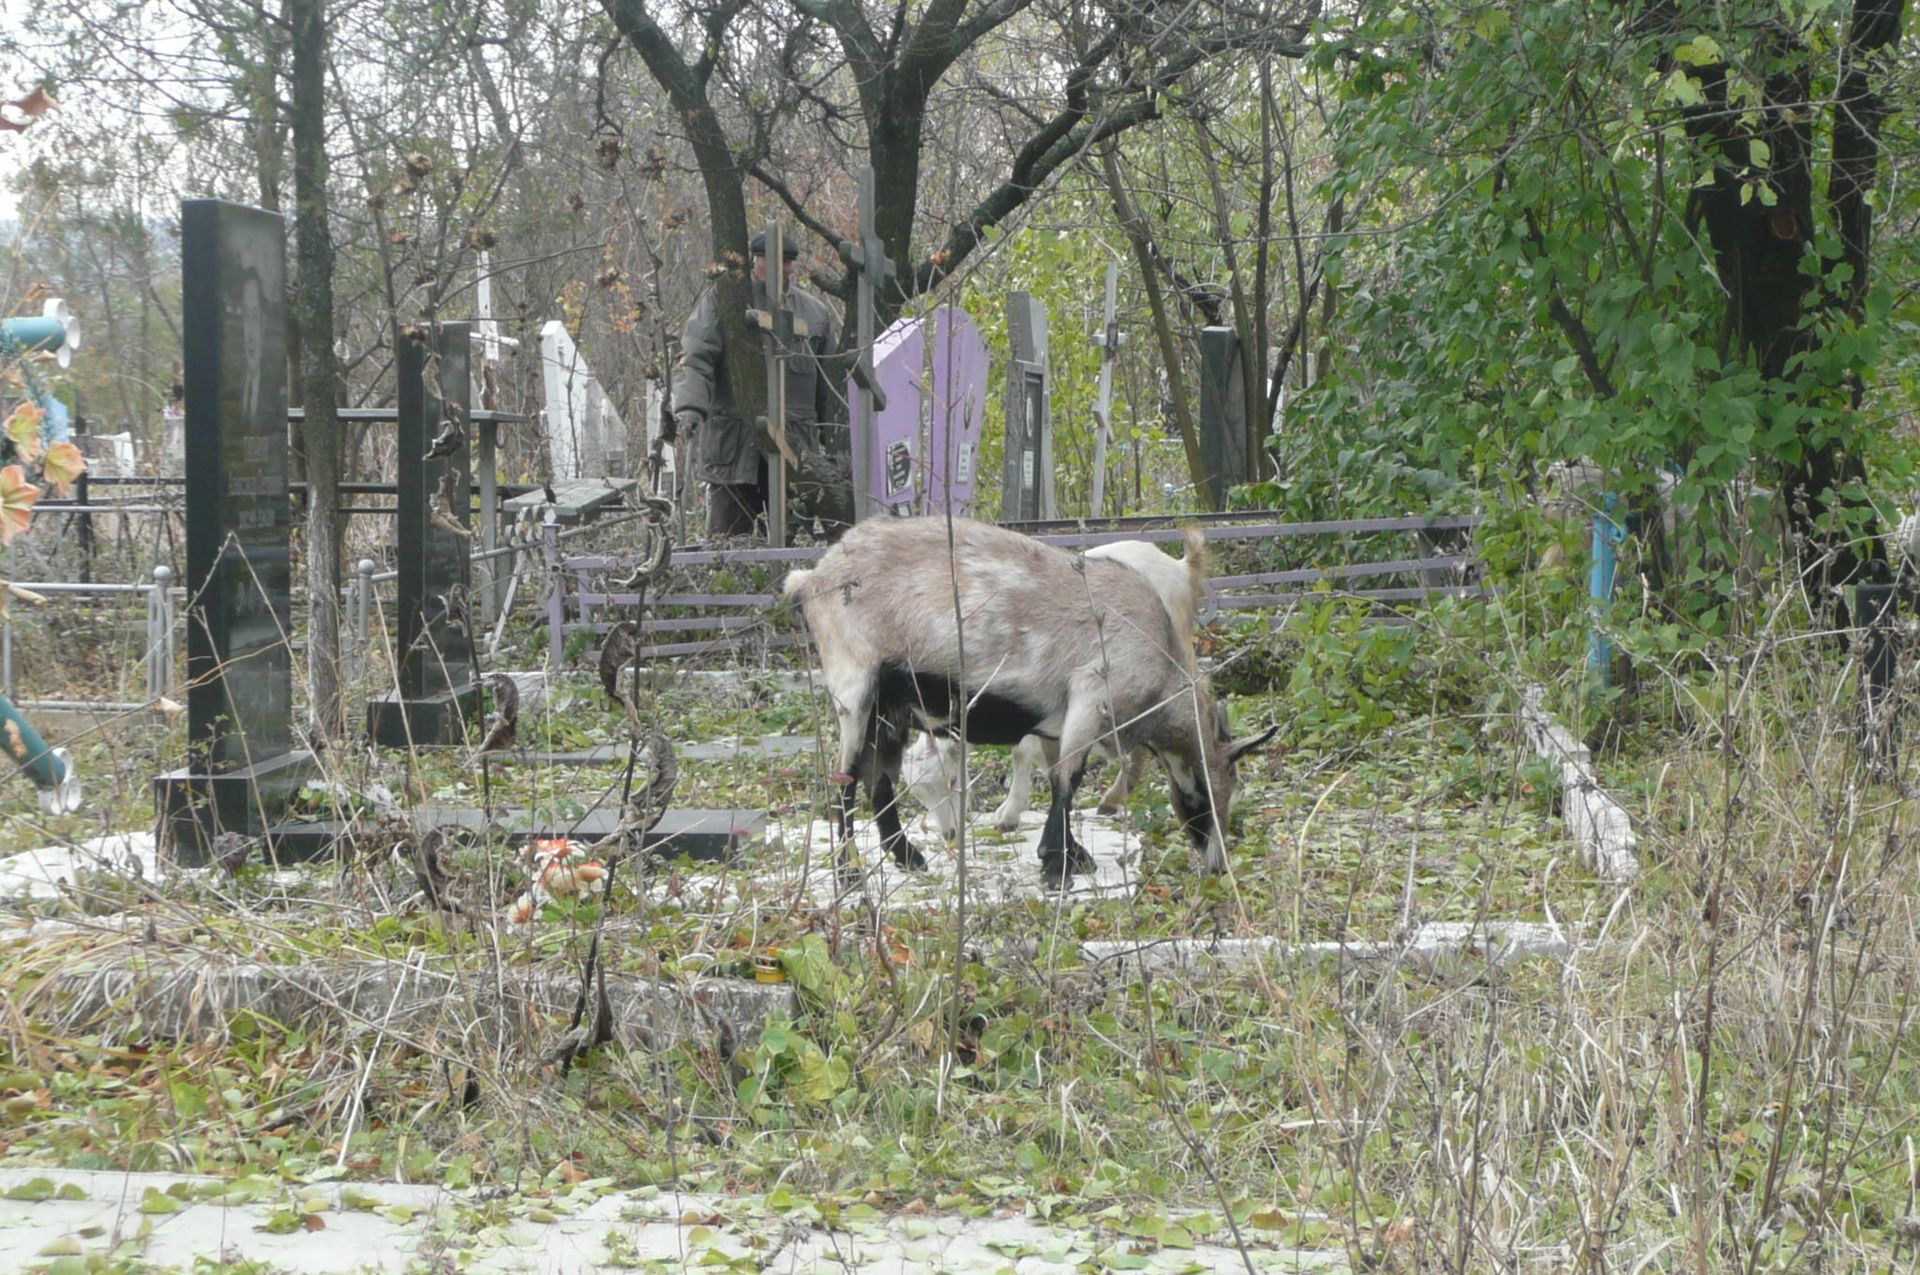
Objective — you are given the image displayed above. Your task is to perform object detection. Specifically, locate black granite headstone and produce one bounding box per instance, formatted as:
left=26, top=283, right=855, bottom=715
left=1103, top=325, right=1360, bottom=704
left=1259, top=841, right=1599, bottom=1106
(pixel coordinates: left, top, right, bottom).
left=369, top=322, right=481, bottom=745
left=1000, top=292, right=1052, bottom=521
left=155, top=199, right=315, bottom=861
left=1198, top=326, right=1249, bottom=510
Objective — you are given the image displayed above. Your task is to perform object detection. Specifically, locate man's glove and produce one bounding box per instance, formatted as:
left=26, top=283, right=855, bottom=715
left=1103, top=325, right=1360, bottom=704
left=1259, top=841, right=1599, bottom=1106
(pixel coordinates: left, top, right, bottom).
left=669, top=408, right=702, bottom=443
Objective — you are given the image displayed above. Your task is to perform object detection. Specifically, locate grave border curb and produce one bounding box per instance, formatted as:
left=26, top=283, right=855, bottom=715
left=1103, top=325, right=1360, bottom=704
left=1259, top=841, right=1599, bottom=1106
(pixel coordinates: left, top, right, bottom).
left=1080, top=920, right=1578, bottom=974
left=1519, top=684, right=1639, bottom=884
left=33, top=953, right=794, bottom=1054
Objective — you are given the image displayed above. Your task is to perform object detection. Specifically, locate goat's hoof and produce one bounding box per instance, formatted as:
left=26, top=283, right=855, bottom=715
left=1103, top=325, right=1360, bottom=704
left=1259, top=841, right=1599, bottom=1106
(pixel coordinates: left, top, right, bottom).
left=1094, top=800, right=1123, bottom=817
left=1038, top=843, right=1095, bottom=889
left=888, top=839, right=928, bottom=871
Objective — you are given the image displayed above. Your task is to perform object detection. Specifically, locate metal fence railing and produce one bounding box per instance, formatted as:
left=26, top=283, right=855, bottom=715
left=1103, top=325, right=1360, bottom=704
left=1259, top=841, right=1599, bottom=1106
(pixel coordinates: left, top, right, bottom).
left=2, top=566, right=179, bottom=714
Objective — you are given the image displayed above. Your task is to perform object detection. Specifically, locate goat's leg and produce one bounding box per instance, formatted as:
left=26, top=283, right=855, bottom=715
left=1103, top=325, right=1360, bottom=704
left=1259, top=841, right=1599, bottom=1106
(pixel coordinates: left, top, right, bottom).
left=870, top=711, right=927, bottom=870
left=1038, top=696, right=1103, bottom=885
left=825, top=672, right=873, bottom=876
left=991, top=735, right=1046, bottom=832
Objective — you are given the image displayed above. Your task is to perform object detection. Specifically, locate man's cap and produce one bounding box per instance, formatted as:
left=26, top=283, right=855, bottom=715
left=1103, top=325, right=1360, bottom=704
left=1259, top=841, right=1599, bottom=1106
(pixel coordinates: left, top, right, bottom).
left=750, top=231, right=801, bottom=260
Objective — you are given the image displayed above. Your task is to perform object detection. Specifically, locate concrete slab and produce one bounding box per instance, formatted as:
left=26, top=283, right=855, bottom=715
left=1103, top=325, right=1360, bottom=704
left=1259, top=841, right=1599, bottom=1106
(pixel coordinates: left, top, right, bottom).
left=635, top=807, right=1145, bottom=915
left=265, top=806, right=765, bottom=864
left=0, top=1167, right=1349, bottom=1273
left=0, top=831, right=157, bottom=900
left=502, top=477, right=636, bottom=524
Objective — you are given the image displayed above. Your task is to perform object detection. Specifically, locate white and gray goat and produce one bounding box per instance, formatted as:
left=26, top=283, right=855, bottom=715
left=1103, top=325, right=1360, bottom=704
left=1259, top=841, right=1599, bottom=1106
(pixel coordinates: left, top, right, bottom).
left=902, top=534, right=1210, bottom=838
left=782, top=516, right=1273, bottom=883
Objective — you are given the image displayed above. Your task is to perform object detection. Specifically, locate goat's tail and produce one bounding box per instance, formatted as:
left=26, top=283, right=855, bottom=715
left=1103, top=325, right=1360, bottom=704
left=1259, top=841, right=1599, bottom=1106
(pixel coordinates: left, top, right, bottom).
left=1180, top=527, right=1209, bottom=615
left=781, top=567, right=815, bottom=601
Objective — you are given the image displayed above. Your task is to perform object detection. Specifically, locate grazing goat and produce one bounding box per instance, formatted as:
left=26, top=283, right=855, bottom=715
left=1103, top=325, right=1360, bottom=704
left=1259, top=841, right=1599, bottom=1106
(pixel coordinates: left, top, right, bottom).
left=783, top=517, right=1273, bottom=883
left=903, top=534, right=1209, bottom=838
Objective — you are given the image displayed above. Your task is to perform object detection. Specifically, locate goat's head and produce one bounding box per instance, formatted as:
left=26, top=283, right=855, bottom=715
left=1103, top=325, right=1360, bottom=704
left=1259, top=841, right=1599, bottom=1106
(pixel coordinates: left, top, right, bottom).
left=1169, top=694, right=1280, bottom=873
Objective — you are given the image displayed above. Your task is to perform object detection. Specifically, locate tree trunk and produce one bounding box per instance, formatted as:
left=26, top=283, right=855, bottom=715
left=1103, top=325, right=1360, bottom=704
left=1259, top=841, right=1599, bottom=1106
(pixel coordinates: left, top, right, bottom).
left=1101, top=149, right=1205, bottom=490
left=291, top=0, right=342, bottom=744
left=1682, top=9, right=1900, bottom=617
left=603, top=0, right=767, bottom=440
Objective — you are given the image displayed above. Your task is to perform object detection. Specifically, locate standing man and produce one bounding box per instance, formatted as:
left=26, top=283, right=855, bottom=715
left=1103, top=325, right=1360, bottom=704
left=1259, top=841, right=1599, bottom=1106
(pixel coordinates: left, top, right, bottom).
left=670, top=233, right=845, bottom=537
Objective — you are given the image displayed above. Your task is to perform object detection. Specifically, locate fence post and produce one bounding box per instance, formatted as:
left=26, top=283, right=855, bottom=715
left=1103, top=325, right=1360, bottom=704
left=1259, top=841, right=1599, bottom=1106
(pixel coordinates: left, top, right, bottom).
left=355, top=558, right=375, bottom=682
left=149, top=564, right=174, bottom=700
left=1586, top=496, right=1626, bottom=689
left=1856, top=569, right=1899, bottom=768
left=544, top=508, right=564, bottom=668
left=76, top=468, right=93, bottom=584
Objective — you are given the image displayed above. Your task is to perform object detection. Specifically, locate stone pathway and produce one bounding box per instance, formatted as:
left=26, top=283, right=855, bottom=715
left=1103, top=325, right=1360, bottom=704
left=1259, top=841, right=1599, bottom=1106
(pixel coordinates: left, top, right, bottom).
left=0, top=1166, right=1348, bottom=1273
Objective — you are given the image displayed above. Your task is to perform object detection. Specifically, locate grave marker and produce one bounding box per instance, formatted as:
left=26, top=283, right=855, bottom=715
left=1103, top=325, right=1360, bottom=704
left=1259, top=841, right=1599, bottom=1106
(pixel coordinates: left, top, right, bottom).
left=854, top=318, right=924, bottom=513
left=540, top=321, right=628, bottom=479
left=754, top=222, right=798, bottom=546
left=927, top=307, right=988, bottom=516
left=1197, top=325, right=1249, bottom=510
left=842, top=166, right=896, bottom=521
left=368, top=322, right=482, bottom=746
left=155, top=199, right=314, bottom=862
left=1001, top=292, right=1054, bottom=521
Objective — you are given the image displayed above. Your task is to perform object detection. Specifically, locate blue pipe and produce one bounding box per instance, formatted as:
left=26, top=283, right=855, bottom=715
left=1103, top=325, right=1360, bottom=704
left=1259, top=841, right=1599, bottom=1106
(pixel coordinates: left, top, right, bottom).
left=1588, top=493, right=1626, bottom=686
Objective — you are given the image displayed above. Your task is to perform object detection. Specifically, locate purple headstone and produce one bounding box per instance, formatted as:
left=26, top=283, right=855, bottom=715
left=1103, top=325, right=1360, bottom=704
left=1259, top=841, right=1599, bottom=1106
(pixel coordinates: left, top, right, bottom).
left=851, top=317, right=925, bottom=513
left=927, top=307, right=988, bottom=515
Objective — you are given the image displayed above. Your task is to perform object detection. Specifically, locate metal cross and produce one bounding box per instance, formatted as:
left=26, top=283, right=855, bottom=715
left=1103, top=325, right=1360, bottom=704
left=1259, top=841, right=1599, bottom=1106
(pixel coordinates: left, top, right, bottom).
left=842, top=166, right=895, bottom=521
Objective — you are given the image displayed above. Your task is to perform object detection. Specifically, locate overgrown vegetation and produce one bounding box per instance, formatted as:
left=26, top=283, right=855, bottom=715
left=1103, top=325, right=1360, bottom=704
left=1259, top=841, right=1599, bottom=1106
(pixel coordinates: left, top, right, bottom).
left=1, top=558, right=1915, bottom=1271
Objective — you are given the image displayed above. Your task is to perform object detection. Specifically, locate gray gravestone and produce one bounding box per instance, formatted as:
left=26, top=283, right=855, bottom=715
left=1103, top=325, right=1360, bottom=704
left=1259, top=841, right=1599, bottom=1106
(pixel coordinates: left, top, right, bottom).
left=1000, top=292, right=1053, bottom=521
left=1198, top=326, right=1248, bottom=510
left=369, top=322, right=481, bottom=745
left=155, top=199, right=314, bottom=862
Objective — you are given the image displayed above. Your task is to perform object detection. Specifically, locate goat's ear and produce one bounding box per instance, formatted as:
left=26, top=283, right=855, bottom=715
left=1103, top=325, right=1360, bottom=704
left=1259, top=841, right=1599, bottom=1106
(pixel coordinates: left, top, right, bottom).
left=1226, top=723, right=1280, bottom=763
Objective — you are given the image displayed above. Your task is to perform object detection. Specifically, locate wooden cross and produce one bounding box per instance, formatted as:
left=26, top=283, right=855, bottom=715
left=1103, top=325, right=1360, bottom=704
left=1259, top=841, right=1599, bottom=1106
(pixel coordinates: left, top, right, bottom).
left=842, top=166, right=895, bottom=521
left=748, top=222, right=802, bottom=546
